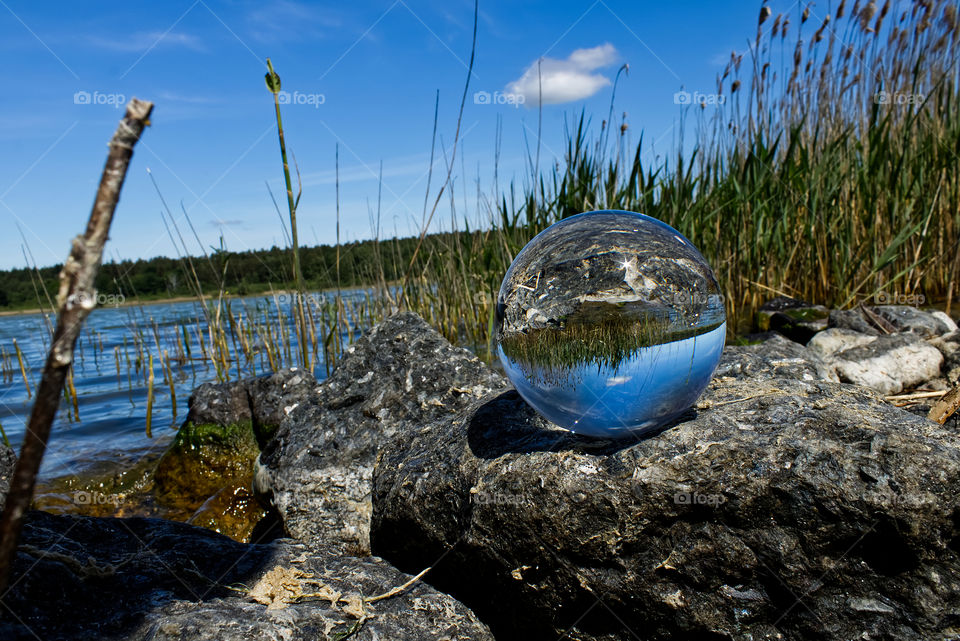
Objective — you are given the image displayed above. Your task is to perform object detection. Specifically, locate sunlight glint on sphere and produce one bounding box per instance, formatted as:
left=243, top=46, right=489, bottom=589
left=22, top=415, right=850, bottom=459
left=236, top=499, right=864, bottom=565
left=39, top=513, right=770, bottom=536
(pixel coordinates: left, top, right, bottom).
left=495, top=210, right=726, bottom=438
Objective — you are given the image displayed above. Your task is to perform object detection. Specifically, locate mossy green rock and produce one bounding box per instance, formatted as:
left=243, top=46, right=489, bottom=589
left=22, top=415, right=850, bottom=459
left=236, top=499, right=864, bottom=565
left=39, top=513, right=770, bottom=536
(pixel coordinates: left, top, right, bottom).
left=153, top=420, right=259, bottom=506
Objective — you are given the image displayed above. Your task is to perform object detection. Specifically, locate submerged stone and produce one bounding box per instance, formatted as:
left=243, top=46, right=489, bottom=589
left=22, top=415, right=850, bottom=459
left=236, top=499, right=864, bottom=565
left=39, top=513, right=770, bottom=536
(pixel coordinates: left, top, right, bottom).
left=153, top=417, right=259, bottom=506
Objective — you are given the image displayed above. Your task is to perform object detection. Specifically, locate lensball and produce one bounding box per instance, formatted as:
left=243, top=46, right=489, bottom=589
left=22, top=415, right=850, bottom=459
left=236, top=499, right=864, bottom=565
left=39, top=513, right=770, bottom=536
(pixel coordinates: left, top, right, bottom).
left=496, top=210, right=726, bottom=438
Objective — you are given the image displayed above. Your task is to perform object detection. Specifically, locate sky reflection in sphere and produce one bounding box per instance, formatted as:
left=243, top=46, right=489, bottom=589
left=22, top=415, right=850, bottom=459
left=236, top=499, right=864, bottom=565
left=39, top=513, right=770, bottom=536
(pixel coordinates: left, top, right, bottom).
left=496, top=210, right=726, bottom=438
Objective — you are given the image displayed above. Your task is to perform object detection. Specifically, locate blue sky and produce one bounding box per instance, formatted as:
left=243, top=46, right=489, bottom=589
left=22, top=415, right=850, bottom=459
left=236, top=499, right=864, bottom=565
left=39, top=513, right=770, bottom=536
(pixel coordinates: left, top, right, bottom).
left=0, top=0, right=803, bottom=270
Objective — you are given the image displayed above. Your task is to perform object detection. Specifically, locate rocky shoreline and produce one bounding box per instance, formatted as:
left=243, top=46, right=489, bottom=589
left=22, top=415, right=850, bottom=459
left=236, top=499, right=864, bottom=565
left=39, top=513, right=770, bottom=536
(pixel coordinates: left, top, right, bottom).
left=2, top=304, right=960, bottom=640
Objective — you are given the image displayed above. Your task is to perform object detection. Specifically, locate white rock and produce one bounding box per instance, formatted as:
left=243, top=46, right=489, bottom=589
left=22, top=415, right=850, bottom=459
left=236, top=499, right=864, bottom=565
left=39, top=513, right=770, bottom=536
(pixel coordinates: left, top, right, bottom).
left=806, top=328, right=875, bottom=359
left=808, top=329, right=942, bottom=395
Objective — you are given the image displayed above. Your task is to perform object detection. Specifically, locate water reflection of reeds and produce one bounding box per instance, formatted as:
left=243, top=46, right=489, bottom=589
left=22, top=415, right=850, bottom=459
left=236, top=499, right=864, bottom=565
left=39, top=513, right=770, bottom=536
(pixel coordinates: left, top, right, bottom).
left=499, top=302, right=723, bottom=388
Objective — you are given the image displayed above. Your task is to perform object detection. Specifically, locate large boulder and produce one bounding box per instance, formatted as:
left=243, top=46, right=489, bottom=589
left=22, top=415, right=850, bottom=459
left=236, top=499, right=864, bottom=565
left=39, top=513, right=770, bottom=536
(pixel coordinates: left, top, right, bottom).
left=371, top=373, right=960, bottom=640
left=255, top=312, right=508, bottom=554
left=0, top=511, right=493, bottom=640
left=807, top=328, right=943, bottom=395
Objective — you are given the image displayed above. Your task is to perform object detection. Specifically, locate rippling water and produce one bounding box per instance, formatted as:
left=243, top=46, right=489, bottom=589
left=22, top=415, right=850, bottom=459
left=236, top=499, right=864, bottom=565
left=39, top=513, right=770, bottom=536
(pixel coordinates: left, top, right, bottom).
left=0, top=293, right=360, bottom=478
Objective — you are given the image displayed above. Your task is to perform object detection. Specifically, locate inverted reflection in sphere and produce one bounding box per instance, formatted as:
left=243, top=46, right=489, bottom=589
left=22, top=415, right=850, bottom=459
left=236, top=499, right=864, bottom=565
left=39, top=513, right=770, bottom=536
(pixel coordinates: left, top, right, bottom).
left=496, top=210, right=726, bottom=438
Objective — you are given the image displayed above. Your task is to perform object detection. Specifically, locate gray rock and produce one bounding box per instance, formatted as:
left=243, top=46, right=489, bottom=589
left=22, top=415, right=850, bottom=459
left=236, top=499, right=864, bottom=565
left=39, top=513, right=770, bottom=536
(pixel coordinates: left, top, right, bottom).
left=930, top=330, right=960, bottom=386
left=184, top=380, right=252, bottom=426
left=873, top=305, right=956, bottom=337
left=807, top=328, right=943, bottom=394
left=756, top=296, right=813, bottom=312
left=716, top=333, right=838, bottom=382
left=0, top=511, right=492, bottom=641
left=247, top=367, right=319, bottom=449
left=828, top=308, right=882, bottom=335
left=756, top=298, right=829, bottom=343
left=255, top=312, right=507, bottom=554
left=931, top=311, right=960, bottom=333
left=371, top=376, right=960, bottom=641
left=0, top=444, right=15, bottom=509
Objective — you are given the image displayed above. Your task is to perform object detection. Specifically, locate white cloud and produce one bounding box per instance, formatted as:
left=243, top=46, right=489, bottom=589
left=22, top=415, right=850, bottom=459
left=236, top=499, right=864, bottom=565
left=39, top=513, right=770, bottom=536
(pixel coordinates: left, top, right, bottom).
left=246, top=1, right=342, bottom=43
left=85, top=31, right=205, bottom=53
left=506, top=43, right=618, bottom=106
left=155, top=91, right=217, bottom=104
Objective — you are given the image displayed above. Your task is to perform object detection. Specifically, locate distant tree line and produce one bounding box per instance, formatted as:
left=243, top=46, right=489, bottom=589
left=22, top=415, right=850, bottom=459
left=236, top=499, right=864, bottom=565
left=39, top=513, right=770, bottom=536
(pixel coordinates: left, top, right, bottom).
left=0, top=232, right=474, bottom=310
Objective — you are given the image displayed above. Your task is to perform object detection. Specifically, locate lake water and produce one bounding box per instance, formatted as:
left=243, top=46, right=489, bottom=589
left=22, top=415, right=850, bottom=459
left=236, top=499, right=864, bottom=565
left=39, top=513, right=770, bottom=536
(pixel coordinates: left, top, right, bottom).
left=0, top=293, right=366, bottom=479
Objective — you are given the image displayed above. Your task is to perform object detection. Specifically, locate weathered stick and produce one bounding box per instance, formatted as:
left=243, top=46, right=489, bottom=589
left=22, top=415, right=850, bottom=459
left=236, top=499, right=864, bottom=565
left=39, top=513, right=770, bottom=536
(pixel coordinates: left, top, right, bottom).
left=885, top=390, right=949, bottom=402
left=928, top=383, right=960, bottom=425
left=0, top=98, right=153, bottom=594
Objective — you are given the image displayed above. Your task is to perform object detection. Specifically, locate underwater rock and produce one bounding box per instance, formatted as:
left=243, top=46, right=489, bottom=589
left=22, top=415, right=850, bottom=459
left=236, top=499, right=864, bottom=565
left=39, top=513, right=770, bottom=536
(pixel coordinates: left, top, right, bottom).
left=32, top=443, right=166, bottom=521
left=0, top=444, right=14, bottom=509
left=255, top=312, right=507, bottom=554
left=153, top=410, right=259, bottom=507
left=185, top=485, right=266, bottom=543
left=808, top=328, right=943, bottom=394
left=0, top=511, right=492, bottom=641
left=152, top=380, right=261, bottom=542
left=371, top=373, right=960, bottom=641
left=150, top=370, right=322, bottom=540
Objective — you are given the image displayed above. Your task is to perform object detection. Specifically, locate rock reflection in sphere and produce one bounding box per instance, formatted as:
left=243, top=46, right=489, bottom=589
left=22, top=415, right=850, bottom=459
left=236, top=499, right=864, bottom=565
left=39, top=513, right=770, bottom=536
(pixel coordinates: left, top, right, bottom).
left=496, top=210, right=726, bottom=438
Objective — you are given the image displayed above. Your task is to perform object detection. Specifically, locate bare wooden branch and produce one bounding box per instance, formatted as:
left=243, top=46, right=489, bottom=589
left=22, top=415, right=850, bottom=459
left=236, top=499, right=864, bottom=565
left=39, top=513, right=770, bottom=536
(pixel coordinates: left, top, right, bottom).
left=0, top=98, right=153, bottom=594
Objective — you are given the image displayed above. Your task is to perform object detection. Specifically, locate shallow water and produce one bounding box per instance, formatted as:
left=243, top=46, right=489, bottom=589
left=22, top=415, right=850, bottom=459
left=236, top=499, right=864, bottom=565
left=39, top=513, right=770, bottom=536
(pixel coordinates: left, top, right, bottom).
left=0, top=293, right=362, bottom=479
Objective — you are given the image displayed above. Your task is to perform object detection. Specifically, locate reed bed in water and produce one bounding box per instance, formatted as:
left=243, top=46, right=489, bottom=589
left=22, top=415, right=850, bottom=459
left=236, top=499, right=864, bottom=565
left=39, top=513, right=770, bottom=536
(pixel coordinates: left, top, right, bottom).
left=400, top=0, right=960, bottom=343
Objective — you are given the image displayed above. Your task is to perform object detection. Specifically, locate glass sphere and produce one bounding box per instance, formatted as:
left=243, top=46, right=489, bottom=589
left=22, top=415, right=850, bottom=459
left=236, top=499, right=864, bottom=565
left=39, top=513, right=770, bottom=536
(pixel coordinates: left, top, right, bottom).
left=496, top=210, right=726, bottom=438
